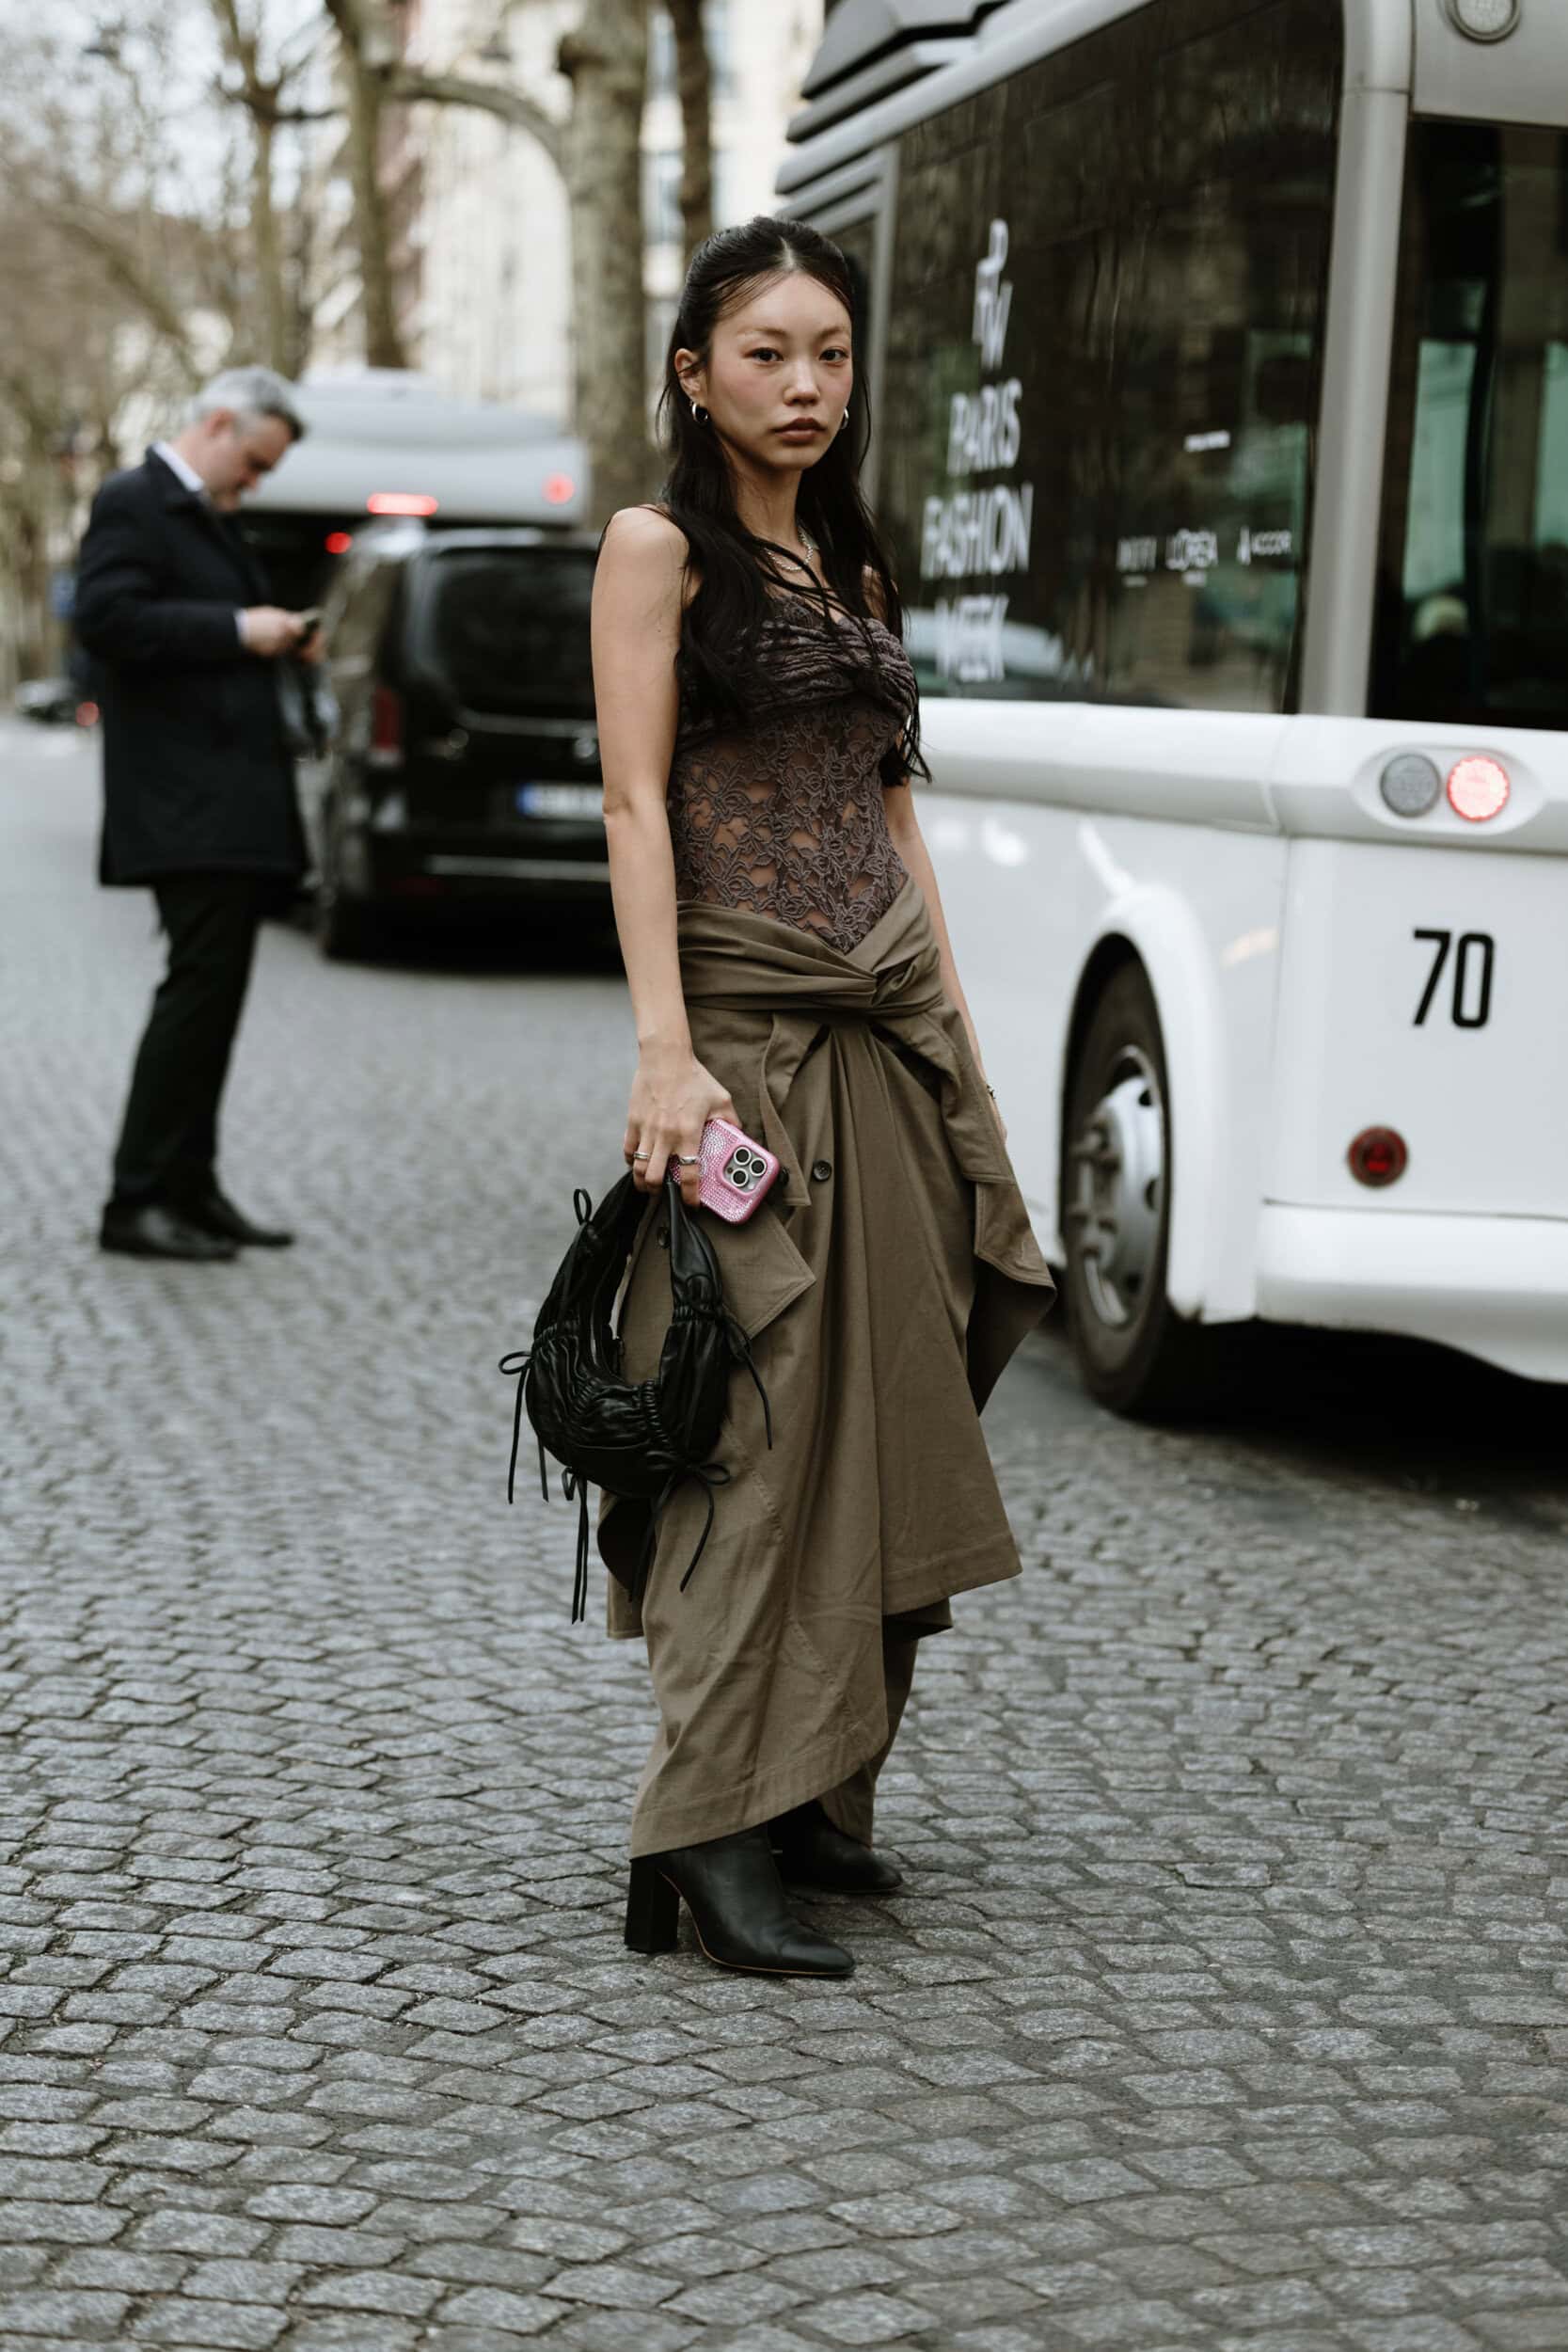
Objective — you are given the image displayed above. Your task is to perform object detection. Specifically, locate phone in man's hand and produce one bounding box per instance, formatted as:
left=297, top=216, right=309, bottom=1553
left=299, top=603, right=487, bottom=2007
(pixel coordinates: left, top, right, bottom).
left=294, top=608, right=324, bottom=642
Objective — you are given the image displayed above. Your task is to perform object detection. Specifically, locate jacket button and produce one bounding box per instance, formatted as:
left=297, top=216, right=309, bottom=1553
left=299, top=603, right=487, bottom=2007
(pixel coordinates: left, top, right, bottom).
left=810, top=1159, right=832, bottom=1183
left=656, top=1220, right=670, bottom=1248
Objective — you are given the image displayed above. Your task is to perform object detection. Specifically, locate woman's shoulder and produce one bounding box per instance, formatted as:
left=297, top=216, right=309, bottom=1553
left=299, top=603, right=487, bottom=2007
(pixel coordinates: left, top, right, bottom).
left=599, top=505, right=696, bottom=606
left=601, top=503, right=687, bottom=563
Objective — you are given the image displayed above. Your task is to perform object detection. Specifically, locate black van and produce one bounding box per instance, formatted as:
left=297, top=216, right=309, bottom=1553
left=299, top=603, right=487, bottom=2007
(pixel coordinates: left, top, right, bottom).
left=302, top=523, right=606, bottom=957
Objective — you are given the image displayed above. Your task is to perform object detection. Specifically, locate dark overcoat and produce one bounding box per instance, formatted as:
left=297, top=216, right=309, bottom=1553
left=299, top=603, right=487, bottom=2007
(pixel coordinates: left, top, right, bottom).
left=73, top=449, right=305, bottom=886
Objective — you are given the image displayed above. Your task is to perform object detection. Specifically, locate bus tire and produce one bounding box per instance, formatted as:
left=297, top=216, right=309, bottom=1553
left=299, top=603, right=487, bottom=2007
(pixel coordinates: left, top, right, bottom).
left=1062, top=961, right=1216, bottom=1416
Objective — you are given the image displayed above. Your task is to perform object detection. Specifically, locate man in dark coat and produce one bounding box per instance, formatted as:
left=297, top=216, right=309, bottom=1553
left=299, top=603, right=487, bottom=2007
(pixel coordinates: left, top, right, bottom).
left=75, top=366, right=316, bottom=1262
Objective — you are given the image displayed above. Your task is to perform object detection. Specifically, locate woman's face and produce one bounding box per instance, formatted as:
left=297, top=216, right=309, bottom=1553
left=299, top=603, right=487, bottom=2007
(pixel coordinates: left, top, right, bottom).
left=677, top=268, right=852, bottom=478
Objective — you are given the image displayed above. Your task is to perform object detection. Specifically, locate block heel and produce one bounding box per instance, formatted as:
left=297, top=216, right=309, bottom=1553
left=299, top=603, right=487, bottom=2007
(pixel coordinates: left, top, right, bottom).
left=624, top=1829, right=853, bottom=1977
left=625, top=1856, right=680, bottom=1954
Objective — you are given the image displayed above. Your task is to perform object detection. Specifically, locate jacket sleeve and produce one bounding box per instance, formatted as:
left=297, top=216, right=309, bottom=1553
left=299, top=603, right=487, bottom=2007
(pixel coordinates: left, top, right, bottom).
left=73, top=483, right=248, bottom=670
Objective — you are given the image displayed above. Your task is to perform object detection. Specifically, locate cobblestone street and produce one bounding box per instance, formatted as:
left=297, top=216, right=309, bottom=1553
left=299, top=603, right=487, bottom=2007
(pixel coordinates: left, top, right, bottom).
left=3, top=718, right=1567, bottom=2352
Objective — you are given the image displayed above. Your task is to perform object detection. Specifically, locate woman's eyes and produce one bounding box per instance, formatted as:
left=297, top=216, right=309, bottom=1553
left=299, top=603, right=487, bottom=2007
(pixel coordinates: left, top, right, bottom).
left=747, top=347, right=850, bottom=364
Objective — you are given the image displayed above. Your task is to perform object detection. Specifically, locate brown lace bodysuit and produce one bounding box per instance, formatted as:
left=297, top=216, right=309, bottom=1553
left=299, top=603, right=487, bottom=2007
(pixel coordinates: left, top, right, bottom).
left=668, top=595, right=917, bottom=956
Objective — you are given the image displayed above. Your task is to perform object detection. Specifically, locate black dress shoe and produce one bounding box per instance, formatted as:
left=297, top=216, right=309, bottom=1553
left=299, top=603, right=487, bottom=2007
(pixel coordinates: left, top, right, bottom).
left=100, top=1202, right=238, bottom=1263
left=771, top=1800, right=904, bottom=1896
left=626, top=1826, right=854, bottom=1977
left=184, top=1189, right=294, bottom=1248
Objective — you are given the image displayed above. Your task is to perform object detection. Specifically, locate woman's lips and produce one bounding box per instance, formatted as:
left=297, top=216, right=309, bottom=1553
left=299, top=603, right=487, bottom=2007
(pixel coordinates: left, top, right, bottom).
left=775, top=421, right=824, bottom=438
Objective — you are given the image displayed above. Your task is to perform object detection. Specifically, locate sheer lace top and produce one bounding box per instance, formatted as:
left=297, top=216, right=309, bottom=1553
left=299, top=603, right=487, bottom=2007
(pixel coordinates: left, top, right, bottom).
left=667, top=596, right=917, bottom=956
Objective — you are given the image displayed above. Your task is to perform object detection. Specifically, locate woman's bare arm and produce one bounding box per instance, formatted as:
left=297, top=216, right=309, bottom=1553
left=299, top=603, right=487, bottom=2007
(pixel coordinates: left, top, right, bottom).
left=593, top=507, right=736, bottom=1202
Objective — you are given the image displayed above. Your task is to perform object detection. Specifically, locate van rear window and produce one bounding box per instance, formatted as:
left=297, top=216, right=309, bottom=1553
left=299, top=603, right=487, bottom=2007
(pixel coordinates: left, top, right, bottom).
left=421, top=548, right=595, bottom=716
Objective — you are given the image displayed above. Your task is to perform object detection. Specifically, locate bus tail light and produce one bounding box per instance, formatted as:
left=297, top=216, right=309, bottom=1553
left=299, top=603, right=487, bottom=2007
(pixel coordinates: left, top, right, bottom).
left=1348, top=1126, right=1407, bottom=1188
left=366, top=491, right=439, bottom=516
left=325, top=530, right=353, bottom=554
left=368, top=686, right=404, bottom=769
left=1447, top=755, right=1510, bottom=822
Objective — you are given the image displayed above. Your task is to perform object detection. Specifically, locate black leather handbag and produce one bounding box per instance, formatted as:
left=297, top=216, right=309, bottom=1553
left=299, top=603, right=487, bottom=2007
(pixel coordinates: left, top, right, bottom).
left=500, top=1174, right=771, bottom=1622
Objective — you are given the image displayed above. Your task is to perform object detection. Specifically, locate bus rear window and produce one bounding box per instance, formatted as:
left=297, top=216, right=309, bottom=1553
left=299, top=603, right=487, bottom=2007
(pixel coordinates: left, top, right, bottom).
left=1371, top=122, right=1568, bottom=729
left=420, top=548, right=596, bottom=717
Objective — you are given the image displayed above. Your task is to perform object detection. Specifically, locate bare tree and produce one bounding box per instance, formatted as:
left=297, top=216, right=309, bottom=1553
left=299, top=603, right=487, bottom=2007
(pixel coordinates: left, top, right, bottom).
left=559, top=0, right=654, bottom=524
left=668, top=0, right=713, bottom=261
left=319, top=0, right=405, bottom=366
left=0, top=11, right=256, bottom=387
left=209, top=0, right=341, bottom=376
left=321, top=0, right=566, bottom=371
left=211, top=1, right=291, bottom=369
left=0, top=188, right=194, bottom=687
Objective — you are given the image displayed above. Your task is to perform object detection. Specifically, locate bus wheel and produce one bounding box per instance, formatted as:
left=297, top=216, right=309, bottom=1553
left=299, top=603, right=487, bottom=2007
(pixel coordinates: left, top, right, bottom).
left=1062, top=962, right=1212, bottom=1416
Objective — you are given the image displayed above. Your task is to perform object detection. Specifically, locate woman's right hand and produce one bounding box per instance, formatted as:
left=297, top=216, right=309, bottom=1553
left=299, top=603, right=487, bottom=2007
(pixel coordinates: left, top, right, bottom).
left=625, top=1050, right=738, bottom=1209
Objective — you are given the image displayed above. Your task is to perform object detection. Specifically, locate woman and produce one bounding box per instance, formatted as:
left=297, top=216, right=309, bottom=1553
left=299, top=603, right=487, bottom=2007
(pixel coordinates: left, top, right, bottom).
left=592, top=217, right=1053, bottom=1979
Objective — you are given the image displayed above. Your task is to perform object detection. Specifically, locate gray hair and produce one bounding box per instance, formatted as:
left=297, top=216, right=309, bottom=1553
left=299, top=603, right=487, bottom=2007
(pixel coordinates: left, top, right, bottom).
left=183, top=365, right=307, bottom=441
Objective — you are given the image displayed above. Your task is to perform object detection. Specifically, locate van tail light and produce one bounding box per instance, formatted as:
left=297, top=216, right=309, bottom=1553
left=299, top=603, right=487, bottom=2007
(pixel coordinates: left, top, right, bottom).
left=1447, top=755, right=1510, bottom=822
left=368, top=685, right=404, bottom=769
left=1348, top=1126, right=1407, bottom=1188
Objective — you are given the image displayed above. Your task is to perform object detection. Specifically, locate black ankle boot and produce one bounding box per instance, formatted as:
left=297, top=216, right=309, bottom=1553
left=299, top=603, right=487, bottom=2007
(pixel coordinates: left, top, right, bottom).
left=771, top=1800, right=904, bottom=1896
left=626, top=1826, right=854, bottom=1977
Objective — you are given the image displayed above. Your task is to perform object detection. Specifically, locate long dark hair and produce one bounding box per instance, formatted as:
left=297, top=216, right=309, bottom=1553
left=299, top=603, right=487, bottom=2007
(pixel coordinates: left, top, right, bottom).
left=656, top=215, right=924, bottom=781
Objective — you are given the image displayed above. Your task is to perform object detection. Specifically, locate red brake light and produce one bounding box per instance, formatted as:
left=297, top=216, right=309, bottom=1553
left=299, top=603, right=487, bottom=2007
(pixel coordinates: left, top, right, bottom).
left=543, top=473, right=576, bottom=506
left=1347, top=1126, right=1407, bottom=1188
left=369, top=685, right=404, bottom=768
left=325, top=530, right=353, bottom=554
left=1447, top=755, right=1510, bottom=823
left=366, top=491, right=438, bottom=516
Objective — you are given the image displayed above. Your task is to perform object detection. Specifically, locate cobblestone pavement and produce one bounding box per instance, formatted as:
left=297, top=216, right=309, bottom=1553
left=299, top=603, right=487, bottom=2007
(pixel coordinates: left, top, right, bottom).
left=3, top=719, right=1567, bottom=2352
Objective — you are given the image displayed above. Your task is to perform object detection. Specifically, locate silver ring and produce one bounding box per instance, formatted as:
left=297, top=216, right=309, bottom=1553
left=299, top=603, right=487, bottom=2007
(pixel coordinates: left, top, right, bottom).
left=674, top=1154, right=700, bottom=1167
left=631, top=1151, right=650, bottom=1162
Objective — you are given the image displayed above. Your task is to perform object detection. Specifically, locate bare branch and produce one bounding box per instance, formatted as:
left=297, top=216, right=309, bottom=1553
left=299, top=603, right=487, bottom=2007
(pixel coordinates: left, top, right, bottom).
left=387, top=69, right=564, bottom=170
left=22, top=197, right=200, bottom=381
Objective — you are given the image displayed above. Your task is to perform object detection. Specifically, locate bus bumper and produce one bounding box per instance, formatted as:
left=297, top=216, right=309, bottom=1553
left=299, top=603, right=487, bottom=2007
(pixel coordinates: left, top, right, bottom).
left=1255, top=1205, right=1568, bottom=1386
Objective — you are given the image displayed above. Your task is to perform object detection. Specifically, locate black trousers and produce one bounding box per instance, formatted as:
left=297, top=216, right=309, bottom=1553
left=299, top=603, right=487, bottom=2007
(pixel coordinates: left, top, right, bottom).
left=110, top=874, right=277, bottom=1210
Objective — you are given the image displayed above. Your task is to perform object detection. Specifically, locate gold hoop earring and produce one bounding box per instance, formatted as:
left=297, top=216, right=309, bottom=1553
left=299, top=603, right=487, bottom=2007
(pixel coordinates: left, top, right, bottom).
left=690, top=400, right=709, bottom=424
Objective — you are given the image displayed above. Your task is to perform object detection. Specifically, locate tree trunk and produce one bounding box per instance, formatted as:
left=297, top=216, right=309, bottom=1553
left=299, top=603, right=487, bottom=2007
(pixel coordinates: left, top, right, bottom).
left=248, top=113, right=291, bottom=373
left=209, top=1, right=293, bottom=373
left=668, top=0, right=713, bottom=262
left=341, top=44, right=405, bottom=369
left=559, top=0, right=652, bottom=528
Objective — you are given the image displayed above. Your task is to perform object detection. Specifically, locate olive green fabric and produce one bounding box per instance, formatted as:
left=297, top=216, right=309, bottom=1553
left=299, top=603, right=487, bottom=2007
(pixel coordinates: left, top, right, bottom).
left=599, top=877, right=1054, bottom=1858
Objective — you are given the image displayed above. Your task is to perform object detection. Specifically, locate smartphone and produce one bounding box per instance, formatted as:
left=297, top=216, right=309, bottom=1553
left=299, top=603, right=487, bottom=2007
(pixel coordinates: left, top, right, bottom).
left=670, top=1117, right=782, bottom=1223
left=294, top=607, right=324, bottom=640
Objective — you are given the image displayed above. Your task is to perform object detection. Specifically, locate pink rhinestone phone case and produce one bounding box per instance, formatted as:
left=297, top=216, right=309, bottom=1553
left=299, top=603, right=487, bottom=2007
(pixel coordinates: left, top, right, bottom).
left=690, top=1117, right=782, bottom=1223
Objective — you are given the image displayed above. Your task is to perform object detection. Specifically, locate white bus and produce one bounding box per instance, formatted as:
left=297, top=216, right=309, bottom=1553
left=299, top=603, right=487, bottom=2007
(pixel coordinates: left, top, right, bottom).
left=239, top=370, right=589, bottom=610
left=782, top=0, right=1568, bottom=1410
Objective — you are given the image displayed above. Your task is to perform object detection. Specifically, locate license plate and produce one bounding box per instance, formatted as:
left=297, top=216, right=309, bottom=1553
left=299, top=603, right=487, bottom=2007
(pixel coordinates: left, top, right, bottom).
left=515, top=783, right=602, bottom=820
